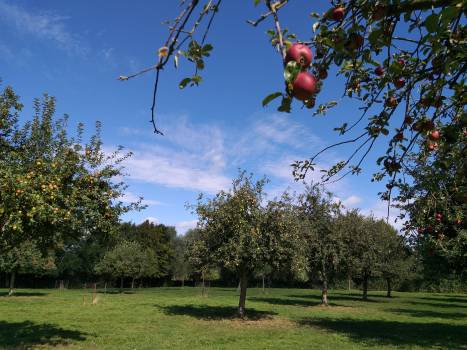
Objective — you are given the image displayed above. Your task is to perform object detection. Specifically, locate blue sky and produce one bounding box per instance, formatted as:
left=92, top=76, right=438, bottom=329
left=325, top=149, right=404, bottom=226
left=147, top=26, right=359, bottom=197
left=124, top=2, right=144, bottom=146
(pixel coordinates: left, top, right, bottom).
left=0, top=0, right=401, bottom=233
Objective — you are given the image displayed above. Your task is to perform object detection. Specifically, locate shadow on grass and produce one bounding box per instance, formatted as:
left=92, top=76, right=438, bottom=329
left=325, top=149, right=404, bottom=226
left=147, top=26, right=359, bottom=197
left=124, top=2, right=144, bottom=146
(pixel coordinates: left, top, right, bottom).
left=159, top=304, right=277, bottom=320
left=288, top=293, right=382, bottom=303
left=388, top=308, right=467, bottom=320
left=0, top=292, right=48, bottom=297
left=249, top=297, right=321, bottom=307
left=418, top=296, right=467, bottom=304
left=299, top=318, right=467, bottom=349
left=407, top=301, right=467, bottom=309
left=96, top=290, right=135, bottom=295
left=0, top=321, right=86, bottom=349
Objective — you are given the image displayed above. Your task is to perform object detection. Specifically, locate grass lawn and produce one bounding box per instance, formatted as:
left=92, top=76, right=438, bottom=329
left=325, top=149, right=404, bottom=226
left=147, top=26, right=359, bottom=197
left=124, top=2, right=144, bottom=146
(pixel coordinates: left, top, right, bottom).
left=0, top=287, right=466, bottom=350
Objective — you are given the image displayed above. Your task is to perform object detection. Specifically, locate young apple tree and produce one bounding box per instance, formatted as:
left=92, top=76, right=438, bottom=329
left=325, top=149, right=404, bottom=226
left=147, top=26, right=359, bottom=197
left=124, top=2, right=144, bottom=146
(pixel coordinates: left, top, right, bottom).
left=95, top=240, right=159, bottom=292
left=0, top=241, right=56, bottom=296
left=191, top=172, right=303, bottom=318
left=297, top=185, right=343, bottom=306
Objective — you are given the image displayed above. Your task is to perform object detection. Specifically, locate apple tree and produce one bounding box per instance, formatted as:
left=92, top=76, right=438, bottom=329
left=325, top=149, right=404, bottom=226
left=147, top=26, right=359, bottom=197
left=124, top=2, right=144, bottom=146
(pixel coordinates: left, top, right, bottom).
left=0, top=85, right=140, bottom=276
left=0, top=241, right=56, bottom=295
left=95, top=240, right=159, bottom=291
left=297, top=185, right=343, bottom=306
left=191, top=172, right=303, bottom=318
left=119, top=0, right=466, bottom=267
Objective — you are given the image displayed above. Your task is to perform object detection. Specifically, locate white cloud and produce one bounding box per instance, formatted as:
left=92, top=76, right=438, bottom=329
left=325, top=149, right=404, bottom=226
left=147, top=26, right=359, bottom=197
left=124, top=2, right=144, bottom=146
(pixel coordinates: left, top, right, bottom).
left=120, top=191, right=163, bottom=206
left=122, top=117, right=230, bottom=194
left=361, top=200, right=404, bottom=231
left=341, top=195, right=362, bottom=207
left=0, top=1, right=86, bottom=55
left=175, top=220, right=198, bottom=235
left=231, top=114, right=323, bottom=163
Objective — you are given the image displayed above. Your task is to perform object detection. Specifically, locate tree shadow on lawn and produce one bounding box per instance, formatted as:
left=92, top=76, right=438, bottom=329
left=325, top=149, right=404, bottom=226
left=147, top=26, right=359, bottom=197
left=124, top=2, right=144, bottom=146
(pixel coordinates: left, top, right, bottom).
left=249, top=296, right=322, bottom=307
left=299, top=318, right=467, bottom=349
left=407, top=300, right=467, bottom=309
left=418, top=296, right=467, bottom=304
left=287, top=293, right=382, bottom=304
left=96, top=290, right=135, bottom=295
left=0, top=321, right=86, bottom=349
left=159, top=304, right=277, bottom=321
left=388, top=308, right=467, bottom=320
left=0, top=292, right=48, bottom=297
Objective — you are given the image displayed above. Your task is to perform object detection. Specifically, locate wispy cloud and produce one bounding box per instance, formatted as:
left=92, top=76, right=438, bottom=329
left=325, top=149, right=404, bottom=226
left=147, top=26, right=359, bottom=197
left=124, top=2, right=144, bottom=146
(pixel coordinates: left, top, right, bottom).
left=341, top=195, right=362, bottom=208
left=175, top=220, right=197, bottom=235
left=231, top=114, right=323, bottom=163
left=0, top=1, right=86, bottom=55
left=361, top=200, right=403, bottom=231
left=122, top=117, right=231, bottom=194
left=120, top=191, right=163, bottom=206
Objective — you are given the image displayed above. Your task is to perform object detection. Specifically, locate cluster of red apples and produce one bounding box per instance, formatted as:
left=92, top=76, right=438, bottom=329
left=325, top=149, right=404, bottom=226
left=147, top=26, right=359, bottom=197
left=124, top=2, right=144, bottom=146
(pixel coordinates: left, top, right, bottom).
left=285, top=43, right=318, bottom=105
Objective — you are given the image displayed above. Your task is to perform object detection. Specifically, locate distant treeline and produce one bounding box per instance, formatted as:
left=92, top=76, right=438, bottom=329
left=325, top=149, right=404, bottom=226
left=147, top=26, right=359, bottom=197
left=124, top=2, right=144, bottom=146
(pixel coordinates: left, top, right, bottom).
left=1, top=220, right=465, bottom=293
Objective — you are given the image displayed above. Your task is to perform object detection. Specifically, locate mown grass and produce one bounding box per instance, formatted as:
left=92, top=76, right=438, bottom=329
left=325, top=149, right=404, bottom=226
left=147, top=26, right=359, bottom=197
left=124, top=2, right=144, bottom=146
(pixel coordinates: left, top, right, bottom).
left=0, top=287, right=466, bottom=349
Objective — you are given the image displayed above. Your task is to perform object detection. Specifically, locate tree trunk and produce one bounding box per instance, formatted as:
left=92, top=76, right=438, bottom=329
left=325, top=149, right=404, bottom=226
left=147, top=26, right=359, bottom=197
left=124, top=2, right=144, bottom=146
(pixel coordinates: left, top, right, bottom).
left=321, top=279, right=329, bottom=306
left=181, top=278, right=184, bottom=289
left=120, top=276, right=124, bottom=293
left=201, top=273, right=206, bottom=296
left=8, top=271, right=16, bottom=296
left=238, top=269, right=248, bottom=319
left=262, top=275, right=265, bottom=294
left=362, top=276, right=369, bottom=300
left=386, top=278, right=392, bottom=298
left=348, top=276, right=352, bottom=292
left=104, top=282, right=107, bottom=294
left=131, top=277, right=135, bottom=289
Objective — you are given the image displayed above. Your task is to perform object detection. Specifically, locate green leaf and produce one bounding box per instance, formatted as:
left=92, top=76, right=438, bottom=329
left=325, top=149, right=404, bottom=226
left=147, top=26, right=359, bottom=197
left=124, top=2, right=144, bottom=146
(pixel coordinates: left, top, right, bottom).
left=368, top=29, right=382, bottom=48
left=253, top=0, right=261, bottom=6
left=196, top=59, right=205, bottom=70
left=262, top=92, right=283, bottom=107
left=424, top=14, right=438, bottom=33
left=284, top=61, right=300, bottom=83
left=277, top=96, right=292, bottom=113
left=202, top=44, right=213, bottom=56
left=179, top=78, right=191, bottom=89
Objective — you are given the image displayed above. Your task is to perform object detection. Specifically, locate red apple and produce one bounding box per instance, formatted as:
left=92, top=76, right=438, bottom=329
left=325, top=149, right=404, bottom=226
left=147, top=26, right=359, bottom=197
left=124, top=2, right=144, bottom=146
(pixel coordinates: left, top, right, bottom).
left=332, top=7, right=345, bottom=21
left=292, top=72, right=318, bottom=101
left=455, top=219, right=462, bottom=225
left=420, top=97, right=431, bottom=107
left=435, top=213, right=442, bottom=222
left=397, top=58, right=405, bottom=66
left=285, top=43, right=312, bottom=69
left=424, top=120, right=435, bottom=131
left=346, top=33, right=364, bottom=50
left=372, top=5, right=386, bottom=21
left=429, top=130, right=440, bottom=140
left=375, top=66, right=384, bottom=76
left=394, top=78, right=405, bottom=89
left=394, top=132, right=404, bottom=141
left=433, top=96, right=443, bottom=108
left=428, top=142, right=438, bottom=151
left=404, top=116, right=413, bottom=125
left=318, top=69, right=328, bottom=80
left=385, top=96, right=398, bottom=108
